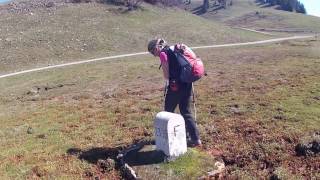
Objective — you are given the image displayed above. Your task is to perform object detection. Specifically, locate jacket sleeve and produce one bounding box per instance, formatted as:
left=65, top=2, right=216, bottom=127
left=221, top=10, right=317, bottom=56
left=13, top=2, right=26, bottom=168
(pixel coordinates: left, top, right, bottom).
left=159, top=52, right=169, bottom=80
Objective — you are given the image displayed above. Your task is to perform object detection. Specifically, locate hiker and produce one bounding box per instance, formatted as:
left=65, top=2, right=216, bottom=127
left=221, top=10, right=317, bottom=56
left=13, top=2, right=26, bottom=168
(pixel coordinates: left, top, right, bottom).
left=147, top=38, right=202, bottom=147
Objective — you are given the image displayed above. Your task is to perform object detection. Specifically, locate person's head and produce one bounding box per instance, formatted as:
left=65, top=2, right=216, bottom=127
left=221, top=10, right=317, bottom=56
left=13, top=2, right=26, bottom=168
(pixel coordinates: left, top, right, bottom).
left=147, top=38, right=166, bottom=57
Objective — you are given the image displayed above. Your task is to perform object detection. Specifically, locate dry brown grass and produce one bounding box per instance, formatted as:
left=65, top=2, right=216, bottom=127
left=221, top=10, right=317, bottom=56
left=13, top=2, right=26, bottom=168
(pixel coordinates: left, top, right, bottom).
left=0, top=0, right=319, bottom=179
left=0, top=1, right=267, bottom=74
left=0, top=37, right=319, bottom=179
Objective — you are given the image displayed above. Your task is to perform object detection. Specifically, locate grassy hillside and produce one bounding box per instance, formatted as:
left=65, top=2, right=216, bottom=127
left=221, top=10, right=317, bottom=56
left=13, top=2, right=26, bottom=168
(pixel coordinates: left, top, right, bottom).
left=0, top=1, right=268, bottom=74
left=0, top=35, right=319, bottom=179
left=0, top=0, right=319, bottom=179
left=185, top=0, right=320, bottom=33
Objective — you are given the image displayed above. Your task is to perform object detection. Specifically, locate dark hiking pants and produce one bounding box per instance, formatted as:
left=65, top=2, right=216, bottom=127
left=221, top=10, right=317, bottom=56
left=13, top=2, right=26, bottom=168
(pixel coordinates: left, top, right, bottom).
left=164, top=82, right=200, bottom=142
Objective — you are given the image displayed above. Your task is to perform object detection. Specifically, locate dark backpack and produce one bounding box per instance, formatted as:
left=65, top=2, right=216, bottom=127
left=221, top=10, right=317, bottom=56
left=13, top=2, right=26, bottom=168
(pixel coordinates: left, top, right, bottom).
left=172, top=44, right=205, bottom=83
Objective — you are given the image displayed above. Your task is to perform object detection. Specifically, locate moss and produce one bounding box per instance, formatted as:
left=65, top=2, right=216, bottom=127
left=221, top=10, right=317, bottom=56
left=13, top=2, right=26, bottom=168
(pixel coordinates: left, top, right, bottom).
left=162, top=149, right=216, bottom=179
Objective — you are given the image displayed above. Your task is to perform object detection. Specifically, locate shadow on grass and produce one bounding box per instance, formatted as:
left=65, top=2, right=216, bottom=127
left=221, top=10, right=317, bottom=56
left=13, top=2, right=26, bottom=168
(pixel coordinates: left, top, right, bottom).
left=192, top=5, right=205, bottom=15
left=208, top=5, right=224, bottom=13
left=97, top=0, right=124, bottom=6
left=67, top=147, right=122, bottom=164
left=260, top=3, right=276, bottom=8
left=192, top=4, right=224, bottom=15
left=124, top=142, right=166, bottom=166
left=67, top=139, right=165, bottom=166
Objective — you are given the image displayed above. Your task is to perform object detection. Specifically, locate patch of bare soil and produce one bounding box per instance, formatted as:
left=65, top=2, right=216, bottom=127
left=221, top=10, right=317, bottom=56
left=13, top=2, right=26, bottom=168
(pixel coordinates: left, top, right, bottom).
left=67, top=147, right=123, bottom=179
left=201, top=118, right=320, bottom=178
left=16, top=83, right=76, bottom=102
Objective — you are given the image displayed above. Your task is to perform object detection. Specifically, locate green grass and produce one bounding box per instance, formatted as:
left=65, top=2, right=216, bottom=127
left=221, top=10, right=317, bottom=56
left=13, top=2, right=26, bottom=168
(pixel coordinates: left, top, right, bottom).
left=0, top=1, right=320, bottom=178
left=232, top=8, right=320, bottom=32
left=162, top=149, right=216, bottom=178
left=271, top=80, right=320, bottom=132
left=188, top=0, right=320, bottom=33
left=0, top=38, right=319, bottom=179
left=0, top=2, right=267, bottom=74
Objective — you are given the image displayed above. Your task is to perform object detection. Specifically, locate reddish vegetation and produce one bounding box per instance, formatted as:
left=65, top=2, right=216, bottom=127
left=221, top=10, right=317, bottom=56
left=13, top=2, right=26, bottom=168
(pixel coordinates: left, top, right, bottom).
left=201, top=117, right=320, bottom=178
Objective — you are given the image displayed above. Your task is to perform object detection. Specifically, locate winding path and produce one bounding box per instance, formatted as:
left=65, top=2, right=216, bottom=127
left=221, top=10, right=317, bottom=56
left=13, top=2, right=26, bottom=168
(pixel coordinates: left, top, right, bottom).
left=0, top=35, right=314, bottom=79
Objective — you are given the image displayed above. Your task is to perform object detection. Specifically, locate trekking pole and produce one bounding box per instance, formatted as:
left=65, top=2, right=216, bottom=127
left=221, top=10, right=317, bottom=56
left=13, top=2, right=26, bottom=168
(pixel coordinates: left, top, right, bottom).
left=192, top=83, right=197, bottom=122
left=162, top=80, right=168, bottom=110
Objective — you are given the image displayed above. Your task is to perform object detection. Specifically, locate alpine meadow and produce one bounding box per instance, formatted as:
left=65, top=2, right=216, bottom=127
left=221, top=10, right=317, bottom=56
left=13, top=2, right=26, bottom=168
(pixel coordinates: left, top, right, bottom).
left=0, top=0, right=319, bottom=179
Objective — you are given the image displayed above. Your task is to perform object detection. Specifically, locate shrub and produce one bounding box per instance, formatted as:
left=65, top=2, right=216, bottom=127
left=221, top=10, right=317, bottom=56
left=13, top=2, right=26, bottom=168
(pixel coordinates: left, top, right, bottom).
left=126, top=0, right=143, bottom=10
left=144, top=0, right=184, bottom=6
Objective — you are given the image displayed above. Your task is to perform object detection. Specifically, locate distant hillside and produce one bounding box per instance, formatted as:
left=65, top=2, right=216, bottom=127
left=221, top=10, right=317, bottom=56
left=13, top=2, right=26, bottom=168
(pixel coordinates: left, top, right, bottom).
left=184, top=0, right=320, bottom=33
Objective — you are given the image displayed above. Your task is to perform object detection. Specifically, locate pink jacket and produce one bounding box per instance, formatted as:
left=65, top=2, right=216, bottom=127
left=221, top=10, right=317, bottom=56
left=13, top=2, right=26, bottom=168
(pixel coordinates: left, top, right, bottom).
left=159, top=51, right=169, bottom=80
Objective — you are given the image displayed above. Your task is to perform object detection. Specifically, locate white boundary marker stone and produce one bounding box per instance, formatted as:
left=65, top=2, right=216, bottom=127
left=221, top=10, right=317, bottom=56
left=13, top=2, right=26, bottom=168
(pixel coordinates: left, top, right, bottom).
left=154, top=111, right=187, bottom=157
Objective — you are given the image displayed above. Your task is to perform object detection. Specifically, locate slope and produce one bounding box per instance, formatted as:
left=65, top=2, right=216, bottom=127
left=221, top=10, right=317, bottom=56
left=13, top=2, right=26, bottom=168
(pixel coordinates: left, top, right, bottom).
left=0, top=0, right=319, bottom=179
left=184, top=0, right=320, bottom=34
left=0, top=1, right=267, bottom=74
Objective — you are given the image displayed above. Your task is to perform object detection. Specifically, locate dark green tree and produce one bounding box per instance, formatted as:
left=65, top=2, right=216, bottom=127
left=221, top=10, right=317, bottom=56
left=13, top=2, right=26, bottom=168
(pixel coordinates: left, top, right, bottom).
left=202, top=0, right=209, bottom=13
left=296, top=2, right=306, bottom=14
left=257, top=0, right=306, bottom=14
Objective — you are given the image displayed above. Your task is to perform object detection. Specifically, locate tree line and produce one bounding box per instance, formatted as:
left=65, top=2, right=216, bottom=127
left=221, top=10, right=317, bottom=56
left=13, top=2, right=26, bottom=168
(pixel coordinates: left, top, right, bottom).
left=256, top=0, right=306, bottom=14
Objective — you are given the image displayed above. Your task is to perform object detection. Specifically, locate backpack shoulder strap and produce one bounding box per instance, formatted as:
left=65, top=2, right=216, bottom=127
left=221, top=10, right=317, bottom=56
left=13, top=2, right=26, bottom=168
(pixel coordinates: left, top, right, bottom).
left=159, top=46, right=170, bottom=70
left=162, top=45, right=173, bottom=53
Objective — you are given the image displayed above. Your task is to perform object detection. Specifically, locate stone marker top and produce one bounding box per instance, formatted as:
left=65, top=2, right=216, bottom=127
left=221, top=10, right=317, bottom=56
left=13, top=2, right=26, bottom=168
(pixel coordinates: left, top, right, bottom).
left=155, top=111, right=184, bottom=123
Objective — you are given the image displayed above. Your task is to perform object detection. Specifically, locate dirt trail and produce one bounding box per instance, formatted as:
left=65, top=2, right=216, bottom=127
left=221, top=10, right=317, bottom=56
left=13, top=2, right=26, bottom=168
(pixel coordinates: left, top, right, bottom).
left=233, top=27, right=274, bottom=35
left=0, top=35, right=314, bottom=80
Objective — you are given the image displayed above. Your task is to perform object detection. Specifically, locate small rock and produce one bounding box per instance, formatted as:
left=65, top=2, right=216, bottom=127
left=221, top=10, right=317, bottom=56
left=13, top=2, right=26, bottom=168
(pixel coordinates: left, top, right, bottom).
left=101, top=92, right=114, bottom=99
left=295, top=139, right=320, bottom=156
left=37, top=134, right=46, bottom=139
left=26, top=87, right=39, bottom=95
left=212, top=161, right=225, bottom=173
left=311, top=140, right=320, bottom=154
left=230, top=107, right=243, bottom=115
left=270, top=174, right=280, bottom=180
left=273, top=115, right=285, bottom=120
left=143, top=129, right=151, bottom=136
left=210, top=110, right=218, bottom=115
left=313, top=96, right=320, bottom=101
left=97, top=158, right=115, bottom=172
left=45, top=2, right=54, bottom=8
left=199, top=161, right=225, bottom=179
left=84, top=170, right=93, bottom=177
left=27, top=127, right=34, bottom=134
left=122, top=163, right=138, bottom=179
left=5, top=38, right=13, bottom=42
